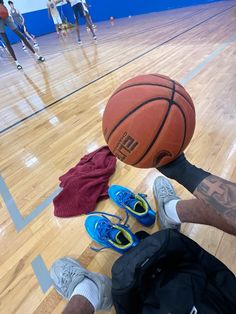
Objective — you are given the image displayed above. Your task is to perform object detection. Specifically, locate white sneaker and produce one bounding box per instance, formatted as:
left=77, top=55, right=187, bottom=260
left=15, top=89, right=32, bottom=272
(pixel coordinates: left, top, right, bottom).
left=50, top=257, right=112, bottom=311
left=16, top=64, right=23, bottom=70
left=37, top=56, right=45, bottom=62
left=153, top=176, right=181, bottom=231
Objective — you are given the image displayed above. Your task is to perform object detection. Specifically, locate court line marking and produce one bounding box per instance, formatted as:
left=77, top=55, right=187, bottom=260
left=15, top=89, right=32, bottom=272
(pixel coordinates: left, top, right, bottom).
left=1, top=30, right=236, bottom=293
left=31, top=256, right=53, bottom=293
left=1, top=3, right=235, bottom=134
left=0, top=176, right=25, bottom=232
left=1, top=31, right=236, bottom=234
left=180, top=32, right=236, bottom=85
left=0, top=175, right=61, bottom=232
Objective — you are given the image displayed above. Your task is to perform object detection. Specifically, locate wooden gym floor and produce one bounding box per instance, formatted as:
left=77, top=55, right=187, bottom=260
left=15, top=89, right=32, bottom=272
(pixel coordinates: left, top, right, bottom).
left=0, top=1, right=236, bottom=313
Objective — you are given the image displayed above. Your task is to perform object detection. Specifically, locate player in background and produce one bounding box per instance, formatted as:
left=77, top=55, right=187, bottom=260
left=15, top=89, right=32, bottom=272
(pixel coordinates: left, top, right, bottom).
left=0, top=0, right=45, bottom=70
left=84, top=0, right=96, bottom=32
left=67, top=0, right=96, bottom=44
left=8, top=1, right=38, bottom=50
left=47, top=0, right=66, bottom=36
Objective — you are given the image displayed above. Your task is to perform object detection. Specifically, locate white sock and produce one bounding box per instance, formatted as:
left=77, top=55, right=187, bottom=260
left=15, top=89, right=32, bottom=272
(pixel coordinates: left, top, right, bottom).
left=70, top=278, right=99, bottom=311
left=165, top=199, right=181, bottom=223
left=15, top=60, right=20, bottom=66
left=34, top=52, right=39, bottom=59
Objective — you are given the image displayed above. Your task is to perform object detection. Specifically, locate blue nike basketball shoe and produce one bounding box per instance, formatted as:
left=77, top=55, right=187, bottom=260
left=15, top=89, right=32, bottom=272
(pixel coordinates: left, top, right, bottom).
left=85, top=212, right=139, bottom=254
left=108, top=185, right=156, bottom=227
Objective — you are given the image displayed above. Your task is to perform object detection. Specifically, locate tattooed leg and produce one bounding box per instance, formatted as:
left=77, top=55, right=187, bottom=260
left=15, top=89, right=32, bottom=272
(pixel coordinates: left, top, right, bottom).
left=176, top=176, right=236, bottom=235
left=157, top=154, right=236, bottom=234
left=176, top=198, right=236, bottom=234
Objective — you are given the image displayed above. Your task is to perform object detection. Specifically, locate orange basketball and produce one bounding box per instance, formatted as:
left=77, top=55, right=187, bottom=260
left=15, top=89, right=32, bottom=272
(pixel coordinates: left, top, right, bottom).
left=102, top=74, right=196, bottom=168
left=0, top=4, right=9, bottom=20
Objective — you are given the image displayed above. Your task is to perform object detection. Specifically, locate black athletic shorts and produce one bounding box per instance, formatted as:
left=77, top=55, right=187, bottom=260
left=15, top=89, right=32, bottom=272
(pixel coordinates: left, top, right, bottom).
left=72, top=2, right=85, bottom=19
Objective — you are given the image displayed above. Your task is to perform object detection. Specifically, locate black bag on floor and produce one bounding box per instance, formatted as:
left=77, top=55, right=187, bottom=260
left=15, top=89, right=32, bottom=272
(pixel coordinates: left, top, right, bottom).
left=112, top=229, right=236, bottom=314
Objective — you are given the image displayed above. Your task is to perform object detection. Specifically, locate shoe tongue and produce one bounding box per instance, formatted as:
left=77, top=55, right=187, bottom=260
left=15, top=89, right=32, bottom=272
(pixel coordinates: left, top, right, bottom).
left=127, top=197, right=142, bottom=211
left=108, top=228, right=122, bottom=244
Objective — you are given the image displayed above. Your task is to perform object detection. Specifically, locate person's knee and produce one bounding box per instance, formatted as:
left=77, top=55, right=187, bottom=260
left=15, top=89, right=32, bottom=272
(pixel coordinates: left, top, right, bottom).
left=0, top=33, right=9, bottom=44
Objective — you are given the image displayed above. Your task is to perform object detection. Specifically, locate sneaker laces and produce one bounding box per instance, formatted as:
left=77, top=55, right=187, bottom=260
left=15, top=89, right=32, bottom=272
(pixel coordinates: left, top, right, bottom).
left=87, top=212, right=130, bottom=252
left=116, top=191, right=133, bottom=206
left=59, top=264, right=83, bottom=295
left=87, top=211, right=123, bottom=223
left=159, top=184, right=175, bottom=198
left=117, top=191, right=147, bottom=205
left=116, top=191, right=147, bottom=221
left=96, top=220, right=113, bottom=240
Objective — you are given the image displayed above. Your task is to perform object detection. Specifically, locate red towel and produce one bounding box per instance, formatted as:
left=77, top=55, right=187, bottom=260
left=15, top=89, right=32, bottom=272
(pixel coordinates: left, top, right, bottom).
left=53, top=146, right=116, bottom=218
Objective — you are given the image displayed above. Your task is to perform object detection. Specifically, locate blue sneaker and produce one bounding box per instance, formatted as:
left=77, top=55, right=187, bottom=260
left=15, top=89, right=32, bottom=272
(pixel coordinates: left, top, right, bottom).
left=108, top=185, right=156, bottom=227
left=85, top=213, right=139, bottom=254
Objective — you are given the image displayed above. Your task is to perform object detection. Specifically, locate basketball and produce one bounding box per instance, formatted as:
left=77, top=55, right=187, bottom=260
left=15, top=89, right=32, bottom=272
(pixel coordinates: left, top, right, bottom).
left=0, top=4, right=9, bottom=20
left=102, top=74, right=196, bottom=168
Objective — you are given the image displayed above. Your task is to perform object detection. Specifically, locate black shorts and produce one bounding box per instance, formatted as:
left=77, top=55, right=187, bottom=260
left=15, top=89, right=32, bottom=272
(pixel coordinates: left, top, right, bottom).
left=72, top=2, right=85, bottom=20
left=17, top=24, right=25, bottom=34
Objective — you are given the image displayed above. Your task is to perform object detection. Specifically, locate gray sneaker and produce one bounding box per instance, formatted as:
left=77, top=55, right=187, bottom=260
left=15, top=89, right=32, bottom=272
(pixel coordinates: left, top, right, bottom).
left=153, top=176, right=181, bottom=231
left=50, top=257, right=112, bottom=311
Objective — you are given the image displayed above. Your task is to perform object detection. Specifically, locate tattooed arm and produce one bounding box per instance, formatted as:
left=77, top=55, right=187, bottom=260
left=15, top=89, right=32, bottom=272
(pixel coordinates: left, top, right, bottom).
left=194, top=175, right=236, bottom=222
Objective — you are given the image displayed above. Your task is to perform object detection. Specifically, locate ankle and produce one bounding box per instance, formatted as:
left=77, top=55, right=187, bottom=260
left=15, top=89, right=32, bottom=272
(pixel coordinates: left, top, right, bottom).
left=70, top=278, right=99, bottom=311
left=165, top=199, right=181, bottom=223
left=63, top=295, right=94, bottom=314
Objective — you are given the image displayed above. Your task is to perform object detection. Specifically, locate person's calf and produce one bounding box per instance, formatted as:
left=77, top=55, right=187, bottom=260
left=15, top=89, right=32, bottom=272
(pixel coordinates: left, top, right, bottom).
left=177, top=199, right=236, bottom=235
left=14, top=29, right=35, bottom=54
left=153, top=176, right=236, bottom=235
left=0, top=32, right=17, bottom=60
left=193, top=175, right=236, bottom=235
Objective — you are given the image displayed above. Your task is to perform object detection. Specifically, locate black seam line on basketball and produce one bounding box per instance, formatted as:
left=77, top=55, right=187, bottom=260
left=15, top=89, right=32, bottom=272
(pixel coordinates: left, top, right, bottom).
left=150, top=74, right=183, bottom=88
left=133, top=80, right=176, bottom=166
left=1, top=4, right=235, bottom=135
left=106, top=97, right=170, bottom=143
left=174, top=103, right=187, bottom=157
left=110, top=82, right=194, bottom=111
left=170, top=80, right=176, bottom=103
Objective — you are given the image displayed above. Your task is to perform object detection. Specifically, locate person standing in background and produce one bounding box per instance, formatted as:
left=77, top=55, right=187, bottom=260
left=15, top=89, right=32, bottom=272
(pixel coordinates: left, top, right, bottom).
left=67, top=0, right=96, bottom=44
left=47, top=0, right=65, bottom=36
left=0, top=0, right=45, bottom=70
left=8, top=1, right=38, bottom=50
left=83, top=0, right=96, bottom=32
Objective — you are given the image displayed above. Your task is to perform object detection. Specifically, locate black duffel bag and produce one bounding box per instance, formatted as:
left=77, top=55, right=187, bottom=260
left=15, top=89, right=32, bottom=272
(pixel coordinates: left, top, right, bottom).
left=112, top=229, right=236, bottom=314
